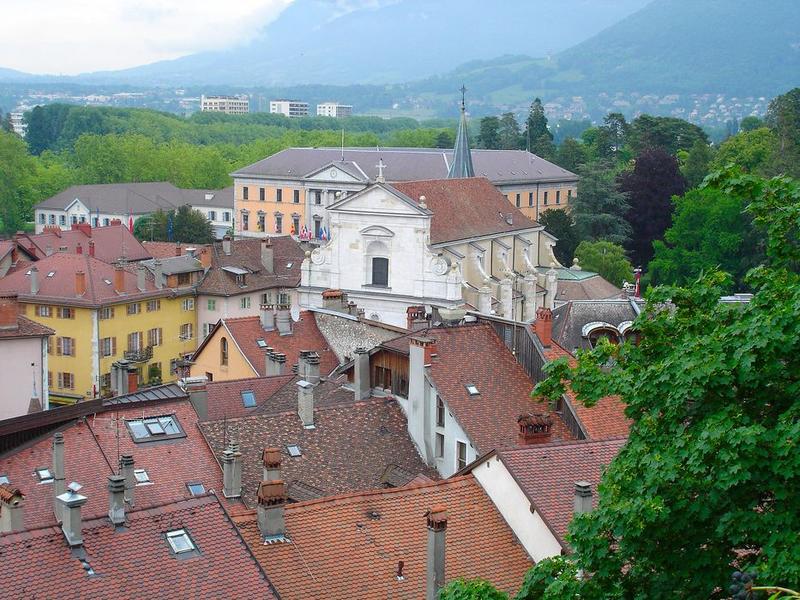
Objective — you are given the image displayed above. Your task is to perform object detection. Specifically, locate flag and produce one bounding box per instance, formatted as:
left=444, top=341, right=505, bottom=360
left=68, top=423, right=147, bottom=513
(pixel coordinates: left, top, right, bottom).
left=290, top=221, right=296, bottom=235
left=95, top=206, right=100, bottom=227
left=320, top=227, right=327, bottom=241
left=128, top=211, right=133, bottom=232
left=167, top=213, right=174, bottom=242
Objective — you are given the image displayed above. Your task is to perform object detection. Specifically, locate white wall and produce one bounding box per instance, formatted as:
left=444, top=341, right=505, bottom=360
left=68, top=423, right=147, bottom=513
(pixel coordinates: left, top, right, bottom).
left=197, top=289, right=298, bottom=339
left=0, top=336, right=47, bottom=420
left=472, top=455, right=564, bottom=562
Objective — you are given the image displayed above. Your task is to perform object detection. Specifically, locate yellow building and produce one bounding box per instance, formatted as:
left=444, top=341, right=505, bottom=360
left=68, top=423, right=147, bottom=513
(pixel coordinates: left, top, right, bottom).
left=0, top=253, right=198, bottom=403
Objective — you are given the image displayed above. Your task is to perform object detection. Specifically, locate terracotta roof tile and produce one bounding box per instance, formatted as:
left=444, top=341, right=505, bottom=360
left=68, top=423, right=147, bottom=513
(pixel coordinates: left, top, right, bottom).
left=0, top=315, right=54, bottom=339
left=204, top=374, right=297, bottom=421
left=17, top=224, right=151, bottom=263
left=499, top=438, right=626, bottom=546
left=0, top=494, right=275, bottom=598
left=391, top=177, right=540, bottom=245
left=237, top=475, right=532, bottom=599
left=141, top=241, right=211, bottom=259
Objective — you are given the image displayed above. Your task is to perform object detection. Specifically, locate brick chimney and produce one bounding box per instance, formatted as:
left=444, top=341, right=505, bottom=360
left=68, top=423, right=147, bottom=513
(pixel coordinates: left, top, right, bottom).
left=261, top=238, right=274, bottom=273
left=0, top=294, right=19, bottom=331
left=57, top=482, right=88, bottom=547
left=534, top=307, right=553, bottom=347
left=426, top=505, right=448, bottom=600
left=174, top=243, right=182, bottom=257
left=222, top=443, right=243, bottom=499
left=517, top=413, right=554, bottom=444
left=260, top=304, right=275, bottom=331
left=127, top=369, right=138, bottom=394
left=297, top=380, right=314, bottom=428
left=0, top=485, right=25, bottom=533
left=113, top=262, right=125, bottom=295
left=222, top=235, right=232, bottom=256
left=257, top=480, right=287, bottom=540
left=88, top=239, right=95, bottom=257
left=75, top=242, right=83, bottom=255
left=72, top=222, right=91, bottom=238
left=410, top=336, right=437, bottom=367
left=110, top=218, right=122, bottom=226
left=574, top=481, right=592, bottom=516
left=53, top=432, right=66, bottom=522
left=262, top=448, right=281, bottom=481
left=406, top=306, right=427, bottom=331
left=119, top=454, right=135, bottom=506
left=353, top=347, right=370, bottom=400
left=30, top=266, right=39, bottom=295
left=75, top=271, right=86, bottom=297
left=199, top=247, right=211, bottom=270
left=107, top=474, right=126, bottom=527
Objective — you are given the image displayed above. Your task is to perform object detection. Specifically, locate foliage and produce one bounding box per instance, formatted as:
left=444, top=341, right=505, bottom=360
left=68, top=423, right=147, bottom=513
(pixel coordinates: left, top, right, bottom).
left=679, top=138, right=715, bottom=188
left=618, top=147, right=687, bottom=267
left=515, top=557, right=587, bottom=600
left=539, top=209, right=579, bottom=266
left=571, top=161, right=631, bottom=245
left=533, top=170, right=800, bottom=598
left=649, top=187, right=764, bottom=288
left=740, top=116, right=763, bottom=132
left=765, top=87, right=800, bottom=177
left=628, top=114, right=709, bottom=155
left=573, top=240, right=633, bottom=287
left=524, top=98, right=552, bottom=146
left=554, top=137, right=587, bottom=172
left=712, top=128, right=778, bottom=176
left=499, top=113, right=523, bottom=150
left=0, top=130, right=37, bottom=234
left=437, top=578, right=509, bottom=600
left=133, top=206, right=215, bottom=244
left=479, top=116, right=501, bottom=149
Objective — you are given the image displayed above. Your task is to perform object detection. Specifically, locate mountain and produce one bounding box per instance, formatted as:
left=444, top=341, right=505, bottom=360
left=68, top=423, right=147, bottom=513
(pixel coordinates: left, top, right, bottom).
left=65, top=0, right=650, bottom=86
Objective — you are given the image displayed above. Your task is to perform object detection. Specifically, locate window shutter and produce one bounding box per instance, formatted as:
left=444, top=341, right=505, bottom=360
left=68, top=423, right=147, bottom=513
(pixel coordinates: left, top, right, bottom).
left=57, top=372, right=63, bottom=388
left=158, top=328, right=163, bottom=346
left=112, top=337, right=117, bottom=356
left=56, top=337, right=62, bottom=356
left=71, top=338, right=75, bottom=356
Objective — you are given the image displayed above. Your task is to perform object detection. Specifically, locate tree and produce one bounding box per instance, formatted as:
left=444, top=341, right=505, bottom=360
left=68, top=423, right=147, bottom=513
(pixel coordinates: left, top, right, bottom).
left=133, top=205, right=215, bottom=244
left=739, top=116, right=763, bottom=132
left=554, top=138, right=587, bottom=172
left=0, top=130, right=36, bottom=234
left=531, top=134, right=556, bottom=161
left=571, top=161, right=631, bottom=245
left=680, top=138, right=715, bottom=188
left=498, top=112, right=523, bottom=150
left=597, top=112, right=629, bottom=162
left=628, top=114, right=709, bottom=155
left=478, top=116, right=501, bottom=149
left=437, top=578, right=509, bottom=600
left=435, top=130, right=454, bottom=148
left=765, top=87, right=800, bottom=177
left=711, top=128, right=778, bottom=176
left=618, top=147, right=687, bottom=267
left=524, top=98, right=552, bottom=149
left=23, top=103, right=72, bottom=155
left=539, top=209, right=579, bottom=266
left=649, top=187, right=765, bottom=288
left=573, top=240, right=633, bottom=287
left=533, top=170, right=800, bottom=598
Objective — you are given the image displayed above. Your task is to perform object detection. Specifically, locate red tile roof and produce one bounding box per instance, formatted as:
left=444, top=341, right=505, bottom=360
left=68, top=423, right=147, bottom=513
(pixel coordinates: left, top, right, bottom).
left=201, top=395, right=438, bottom=505
left=204, top=374, right=297, bottom=421
left=498, top=438, right=626, bottom=547
left=141, top=241, right=210, bottom=259
left=391, top=177, right=540, bottom=245
left=0, top=494, right=275, bottom=598
left=17, top=224, right=151, bottom=263
left=0, top=252, right=172, bottom=307
left=235, top=475, right=532, bottom=599
left=0, top=315, right=54, bottom=339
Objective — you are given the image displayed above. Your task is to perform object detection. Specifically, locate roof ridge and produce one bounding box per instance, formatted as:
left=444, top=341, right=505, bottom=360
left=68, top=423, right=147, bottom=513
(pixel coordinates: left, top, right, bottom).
left=500, top=437, right=627, bottom=454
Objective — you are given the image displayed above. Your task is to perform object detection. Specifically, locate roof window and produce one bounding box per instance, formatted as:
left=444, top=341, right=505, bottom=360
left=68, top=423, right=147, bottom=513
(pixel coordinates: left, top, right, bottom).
left=134, top=469, right=151, bottom=485
left=256, top=339, right=267, bottom=348
left=286, top=262, right=293, bottom=269
left=103, top=279, right=112, bottom=285
left=187, top=482, right=205, bottom=496
left=126, top=415, right=185, bottom=442
left=241, top=390, right=256, bottom=408
left=166, top=529, right=196, bottom=554
left=465, top=384, right=480, bottom=396
left=0, top=475, right=9, bottom=485
left=47, top=271, right=56, bottom=277
left=36, top=467, right=53, bottom=483
left=287, top=444, right=302, bottom=457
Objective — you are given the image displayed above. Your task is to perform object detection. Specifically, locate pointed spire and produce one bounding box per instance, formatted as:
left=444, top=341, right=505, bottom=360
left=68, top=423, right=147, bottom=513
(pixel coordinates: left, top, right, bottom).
left=447, top=85, right=475, bottom=179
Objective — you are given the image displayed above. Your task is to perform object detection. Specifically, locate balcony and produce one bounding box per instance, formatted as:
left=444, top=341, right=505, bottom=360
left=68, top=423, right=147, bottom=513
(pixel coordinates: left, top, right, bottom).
left=124, top=345, right=153, bottom=363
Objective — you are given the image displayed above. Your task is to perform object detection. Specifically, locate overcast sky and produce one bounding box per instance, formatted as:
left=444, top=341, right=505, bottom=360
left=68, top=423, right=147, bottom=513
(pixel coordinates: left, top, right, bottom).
left=0, top=0, right=294, bottom=74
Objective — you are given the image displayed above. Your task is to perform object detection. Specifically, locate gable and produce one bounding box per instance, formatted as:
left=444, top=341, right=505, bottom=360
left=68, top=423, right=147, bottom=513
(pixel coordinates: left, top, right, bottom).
left=64, top=198, right=89, bottom=213
left=304, top=162, right=364, bottom=183
left=328, top=185, right=428, bottom=217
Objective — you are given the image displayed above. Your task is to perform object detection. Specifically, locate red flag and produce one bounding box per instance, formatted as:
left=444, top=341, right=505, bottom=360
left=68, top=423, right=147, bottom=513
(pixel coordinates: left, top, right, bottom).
left=128, top=212, right=134, bottom=232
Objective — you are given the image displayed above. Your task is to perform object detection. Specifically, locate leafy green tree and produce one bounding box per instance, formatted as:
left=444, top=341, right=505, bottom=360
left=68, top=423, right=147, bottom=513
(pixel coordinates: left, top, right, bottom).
left=597, top=112, right=630, bottom=162
left=711, top=128, right=777, bottom=176
left=23, top=104, right=72, bottom=154
left=524, top=98, right=552, bottom=149
left=531, top=134, right=556, bottom=161
left=649, top=187, right=764, bottom=288
left=133, top=205, right=215, bottom=244
left=739, top=115, right=763, bottom=132
left=679, top=138, right=715, bottom=188
left=618, top=147, right=687, bottom=267
left=435, top=130, right=454, bottom=148
left=571, top=161, right=631, bottom=245
left=515, top=557, right=586, bottom=599
left=478, top=116, right=501, bottom=149
left=533, top=169, right=800, bottom=598
left=554, top=137, right=587, bottom=172
left=765, top=87, right=800, bottom=177
left=437, top=578, right=509, bottom=600
left=628, top=114, right=708, bottom=155
left=573, top=240, right=633, bottom=287
left=0, top=130, right=37, bottom=233
left=539, top=209, right=579, bottom=266
left=1, top=111, right=13, bottom=134
left=498, top=112, right=523, bottom=150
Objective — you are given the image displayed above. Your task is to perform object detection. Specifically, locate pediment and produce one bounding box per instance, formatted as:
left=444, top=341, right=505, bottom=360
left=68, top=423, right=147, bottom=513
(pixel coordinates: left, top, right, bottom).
left=64, top=198, right=89, bottom=213
left=304, top=162, right=365, bottom=183
left=328, top=185, right=428, bottom=217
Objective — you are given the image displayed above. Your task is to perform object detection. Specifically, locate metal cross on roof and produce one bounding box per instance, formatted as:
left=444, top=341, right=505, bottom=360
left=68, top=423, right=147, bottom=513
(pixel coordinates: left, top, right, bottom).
left=376, top=158, right=387, bottom=182
left=460, top=85, right=467, bottom=108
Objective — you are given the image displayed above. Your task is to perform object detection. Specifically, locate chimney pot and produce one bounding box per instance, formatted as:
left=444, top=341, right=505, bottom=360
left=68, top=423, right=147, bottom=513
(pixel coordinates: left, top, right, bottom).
left=517, top=413, right=554, bottom=444
left=261, top=238, right=274, bottom=273
left=29, top=266, right=39, bottom=295
left=136, top=265, right=146, bottom=292
left=153, top=259, right=163, bottom=289
left=119, top=455, right=135, bottom=506
left=260, top=304, right=276, bottom=331
left=574, top=481, right=593, bottom=516
left=265, top=351, right=286, bottom=377
left=53, top=432, right=66, bottom=522
left=426, top=505, right=447, bottom=600
left=257, top=480, right=287, bottom=539
left=305, top=353, right=320, bottom=385
left=534, top=307, right=553, bottom=347
left=88, top=240, right=95, bottom=257
left=107, top=474, right=126, bottom=526
left=262, top=448, right=282, bottom=481
left=174, top=243, right=182, bottom=257
left=275, top=309, right=292, bottom=335
left=199, top=247, right=211, bottom=270
left=113, top=262, right=125, bottom=295
left=0, top=485, right=25, bottom=533
left=0, top=294, right=19, bottom=330
left=57, top=482, right=88, bottom=547
left=76, top=242, right=83, bottom=255
left=222, top=446, right=243, bottom=498
left=297, top=380, right=315, bottom=427
left=75, top=270, right=86, bottom=297
left=353, top=347, right=370, bottom=401
left=222, top=235, right=232, bottom=256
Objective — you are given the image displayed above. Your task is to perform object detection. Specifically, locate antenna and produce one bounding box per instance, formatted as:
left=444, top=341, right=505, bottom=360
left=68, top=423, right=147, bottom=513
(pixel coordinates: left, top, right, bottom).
left=459, top=84, right=467, bottom=110
left=341, top=128, right=345, bottom=161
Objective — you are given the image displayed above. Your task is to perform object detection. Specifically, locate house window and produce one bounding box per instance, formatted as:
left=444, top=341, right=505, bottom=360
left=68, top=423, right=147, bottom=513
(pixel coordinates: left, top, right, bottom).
left=128, top=332, right=142, bottom=352
left=568, top=189, right=573, bottom=201
left=515, top=193, right=521, bottom=208
left=126, top=415, right=185, bottom=442
left=207, top=299, right=216, bottom=311
left=56, top=336, right=75, bottom=356
left=208, top=210, right=217, bottom=221
left=100, top=337, right=116, bottom=357
left=529, top=192, right=534, bottom=207
left=179, top=323, right=193, bottom=341
left=57, top=307, right=75, bottom=319
left=99, top=306, right=114, bottom=319
left=241, top=390, right=256, bottom=408
left=220, top=337, right=228, bottom=366
left=276, top=189, right=282, bottom=203
left=57, top=372, right=75, bottom=390
left=182, top=298, right=195, bottom=311
left=35, top=305, right=52, bottom=317
left=543, top=191, right=548, bottom=206
left=240, top=296, right=251, bottom=309
left=223, top=212, right=231, bottom=222
left=187, top=482, right=205, bottom=496
left=177, top=272, right=191, bottom=286
left=314, top=219, right=322, bottom=239
left=435, top=433, right=445, bottom=458
left=71, top=216, right=78, bottom=225
left=436, top=396, right=445, bottom=427
left=146, top=299, right=160, bottom=312
left=242, top=186, right=249, bottom=200
left=275, top=214, right=283, bottom=234
left=103, top=218, right=110, bottom=226
left=134, top=469, right=151, bottom=485
left=59, top=215, right=66, bottom=226
left=166, top=529, right=196, bottom=554
left=241, top=212, right=249, bottom=231
left=259, top=188, right=265, bottom=202
left=127, top=303, right=141, bottom=315
left=258, top=214, right=265, bottom=232
left=293, top=189, right=300, bottom=203
left=292, top=216, right=300, bottom=235
left=456, top=441, right=468, bottom=471
left=556, top=190, right=561, bottom=205
left=48, top=214, right=55, bottom=225
left=314, top=190, right=322, bottom=205
left=147, top=327, right=162, bottom=347
left=371, top=257, right=389, bottom=287
left=39, top=213, right=45, bottom=224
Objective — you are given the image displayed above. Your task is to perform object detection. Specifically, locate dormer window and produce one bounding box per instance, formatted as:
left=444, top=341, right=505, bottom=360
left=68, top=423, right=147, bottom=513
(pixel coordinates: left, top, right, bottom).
left=126, top=415, right=185, bottom=442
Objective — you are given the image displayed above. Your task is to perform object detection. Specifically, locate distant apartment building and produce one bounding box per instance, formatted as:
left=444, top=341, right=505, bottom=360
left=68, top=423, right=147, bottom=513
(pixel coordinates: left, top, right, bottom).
left=270, top=100, right=309, bottom=118
left=316, top=102, right=353, bottom=118
left=200, top=95, right=249, bottom=114
left=9, top=111, right=27, bottom=136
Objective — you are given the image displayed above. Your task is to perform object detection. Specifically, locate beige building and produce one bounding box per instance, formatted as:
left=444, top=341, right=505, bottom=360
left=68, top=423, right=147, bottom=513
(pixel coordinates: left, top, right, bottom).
left=269, top=100, right=309, bottom=118
left=316, top=102, right=353, bottom=118
left=200, top=95, right=249, bottom=114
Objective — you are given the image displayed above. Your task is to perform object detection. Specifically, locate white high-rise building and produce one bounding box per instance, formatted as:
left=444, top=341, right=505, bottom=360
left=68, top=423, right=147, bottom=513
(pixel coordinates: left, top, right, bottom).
left=200, top=95, right=250, bottom=114
left=317, top=102, right=353, bottom=118
left=270, top=100, right=310, bottom=118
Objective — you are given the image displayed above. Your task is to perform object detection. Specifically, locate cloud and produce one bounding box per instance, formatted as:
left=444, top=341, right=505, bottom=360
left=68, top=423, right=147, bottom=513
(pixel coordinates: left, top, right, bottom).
left=0, top=0, right=293, bottom=75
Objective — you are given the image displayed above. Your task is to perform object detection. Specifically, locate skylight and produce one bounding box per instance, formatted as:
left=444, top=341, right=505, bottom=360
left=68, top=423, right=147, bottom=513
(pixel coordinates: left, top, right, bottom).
left=286, top=262, right=293, bottom=269
left=287, top=444, right=302, bottom=457
left=36, top=467, right=53, bottom=483
left=126, top=415, right=185, bottom=442
left=187, top=482, right=205, bottom=496
left=465, top=384, right=480, bottom=396
left=256, top=339, right=267, bottom=348
left=0, top=475, right=9, bottom=485
left=47, top=271, right=56, bottom=278
left=241, top=390, right=256, bottom=408
left=103, top=278, right=112, bottom=285
left=166, top=529, right=196, bottom=554
left=134, top=469, right=151, bottom=484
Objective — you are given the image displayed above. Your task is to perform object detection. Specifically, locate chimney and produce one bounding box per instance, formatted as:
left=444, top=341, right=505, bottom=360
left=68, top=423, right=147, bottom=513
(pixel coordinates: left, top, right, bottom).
left=517, top=413, right=554, bottom=444
left=262, top=448, right=281, bottom=481
left=72, top=222, right=91, bottom=237
left=406, top=306, right=427, bottom=331
left=275, top=309, right=291, bottom=335
left=75, top=270, right=86, bottom=297
left=0, top=294, right=19, bottom=330
left=222, top=444, right=243, bottom=498
left=256, top=480, right=287, bottom=540
left=222, top=235, right=232, bottom=256
left=199, top=247, right=211, bottom=270
left=57, top=482, right=87, bottom=547
left=477, top=285, right=492, bottom=314
left=265, top=352, right=286, bottom=377
left=113, top=262, right=125, bottom=295
left=297, top=350, right=310, bottom=379
left=426, top=505, right=448, bottom=600
left=119, top=455, right=135, bottom=506
left=353, top=347, right=370, bottom=400
left=45, top=245, right=54, bottom=257
left=153, top=259, right=163, bottom=289
left=0, top=486, right=25, bottom=533
left=322, top=289, right=344, bottom=311
left=53, top=432, right=66, bottom=522
left=260, top=304, right=275, bottom=331
left=305, top=353, right=320, bottom=385
left=107, top=474, right=126, bottom=527
left=534, top=307, right=553, bottom=347
left=187, top=380, right=208, bottom=421
left=76, top=242, right=83, bottom=255
left=261, top=238, right=274, bottom=273
left=30, top=266, right=39, bottom=295
left=297, top=380, right=314, bottom=428
left=574, top=481, right=592, bottom=515
left=88, top=240, right=95, bottom=257
left=174, top=243, right=182, bottom=257
left=136, top=265, right=146, bottom=292
left=410, top=336, right=436, bottom=367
